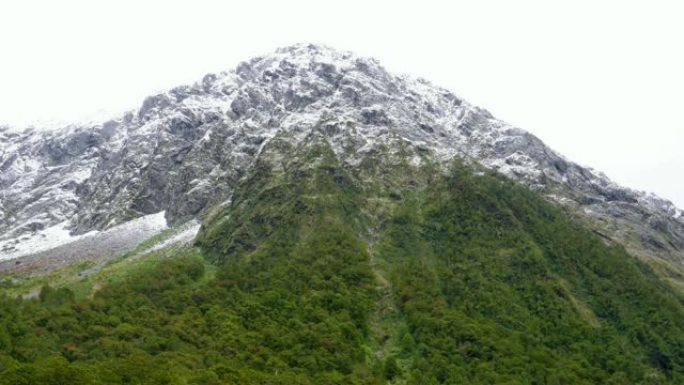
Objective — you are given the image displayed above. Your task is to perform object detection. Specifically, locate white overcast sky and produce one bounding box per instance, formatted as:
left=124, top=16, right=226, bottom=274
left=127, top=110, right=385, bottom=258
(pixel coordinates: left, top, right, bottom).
left=1, top=0, right=682, bottom=207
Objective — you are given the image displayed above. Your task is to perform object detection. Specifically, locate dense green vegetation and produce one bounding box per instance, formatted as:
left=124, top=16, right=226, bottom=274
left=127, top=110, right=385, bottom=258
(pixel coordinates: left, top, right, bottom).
left=2, top=136, right=684, bottom=383
left=377, top=163, right=684, bottom=384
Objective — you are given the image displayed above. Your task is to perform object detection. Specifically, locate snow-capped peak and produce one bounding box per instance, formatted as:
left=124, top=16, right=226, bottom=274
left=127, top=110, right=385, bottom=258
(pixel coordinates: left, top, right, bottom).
left=1, top=44, right=682, bottom=268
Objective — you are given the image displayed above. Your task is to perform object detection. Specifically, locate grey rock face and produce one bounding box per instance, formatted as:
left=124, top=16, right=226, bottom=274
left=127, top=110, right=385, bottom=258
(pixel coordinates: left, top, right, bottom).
left=1, top=43, right=682, bottom=273
left=1, top=126, right=103, bottom=243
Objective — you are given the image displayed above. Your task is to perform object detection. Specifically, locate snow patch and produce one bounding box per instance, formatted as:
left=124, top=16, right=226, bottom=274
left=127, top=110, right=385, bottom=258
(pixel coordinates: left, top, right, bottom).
left=142, top=220, right=201, bottom=254
left=0, top=221, right=98, bottom=261
left=0, top=211, right=167, bottom=262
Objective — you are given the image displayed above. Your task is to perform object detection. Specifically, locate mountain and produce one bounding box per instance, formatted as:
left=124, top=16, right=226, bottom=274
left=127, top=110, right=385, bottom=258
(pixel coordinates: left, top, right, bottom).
left=1, top=44, right=682, bottom=281
left=1, top=43, right=684, bottom=383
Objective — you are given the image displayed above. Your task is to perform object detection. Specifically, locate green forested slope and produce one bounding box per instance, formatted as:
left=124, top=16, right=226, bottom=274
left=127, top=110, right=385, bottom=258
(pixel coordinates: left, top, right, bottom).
left=1, top=137, right=684, bottom=384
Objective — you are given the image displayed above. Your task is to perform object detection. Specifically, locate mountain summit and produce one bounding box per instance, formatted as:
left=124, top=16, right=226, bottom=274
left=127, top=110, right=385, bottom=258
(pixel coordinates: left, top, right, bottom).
left=1, top=43, right=682, bottom=277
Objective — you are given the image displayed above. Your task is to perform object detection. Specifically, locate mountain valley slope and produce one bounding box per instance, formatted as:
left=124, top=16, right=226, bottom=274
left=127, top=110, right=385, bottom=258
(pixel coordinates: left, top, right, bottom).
left=1, top=135, right=684, bottom=383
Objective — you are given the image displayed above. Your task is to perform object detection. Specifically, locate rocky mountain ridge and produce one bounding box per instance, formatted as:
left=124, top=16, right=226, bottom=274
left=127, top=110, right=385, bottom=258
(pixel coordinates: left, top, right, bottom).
left=1, top=44, right=682, bottom=277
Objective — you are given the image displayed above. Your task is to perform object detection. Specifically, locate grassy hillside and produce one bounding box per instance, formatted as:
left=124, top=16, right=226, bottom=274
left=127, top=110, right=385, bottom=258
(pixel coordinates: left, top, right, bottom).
left=2, top=136, right=684, bottom=384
